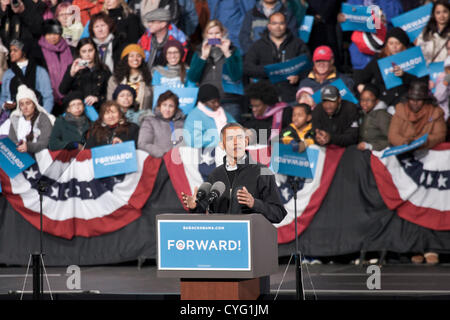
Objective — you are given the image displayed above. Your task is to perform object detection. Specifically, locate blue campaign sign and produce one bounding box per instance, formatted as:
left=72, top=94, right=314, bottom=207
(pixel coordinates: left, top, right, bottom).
left=377, top=46, right=428, bottom=90
left=84, top=105, right=99, bottom=122
left=392, top=3, right=433, bottom=42
left=152, top=86, right=199, bottom=115
left=428, top=61, right=445, bottom=93
left=270, top=143, right=319, bottom=179
left=298, top=15, right=314, bottom=43
left=0, top=137, right=35, bottom=178
left=340, top=3, right=376, bottom=33
left=158, top=220, right=251, bottom=270
left=264, top=54, right=312, bottom=84
left=381, top=134, right=428, bottom=158
left=91, top=140, right=138, bottom=179
left=312, top=78, right=359, bottom=105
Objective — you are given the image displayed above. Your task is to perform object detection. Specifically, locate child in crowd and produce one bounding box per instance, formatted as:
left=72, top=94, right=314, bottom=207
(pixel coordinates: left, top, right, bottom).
left=279, top=103, right=314, bottom=153
left=357, top=84, right=392, bottom=151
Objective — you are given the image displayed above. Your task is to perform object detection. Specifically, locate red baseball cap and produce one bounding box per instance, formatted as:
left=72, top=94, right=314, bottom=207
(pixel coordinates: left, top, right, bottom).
left=313, top=46, right=333, bottom=62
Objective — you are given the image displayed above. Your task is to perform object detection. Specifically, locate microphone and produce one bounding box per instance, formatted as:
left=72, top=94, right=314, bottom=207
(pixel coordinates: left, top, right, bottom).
left=206, top=181, right=226, bottom=205
left=196, top=182, right=212, bottom=203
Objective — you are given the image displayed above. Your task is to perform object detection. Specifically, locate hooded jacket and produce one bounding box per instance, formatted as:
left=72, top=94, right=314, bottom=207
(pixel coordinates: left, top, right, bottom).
left=359, top=100, right=392, bottom=151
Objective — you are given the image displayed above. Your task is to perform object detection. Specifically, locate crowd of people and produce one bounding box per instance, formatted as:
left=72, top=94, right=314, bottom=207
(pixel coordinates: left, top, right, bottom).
left=0, top=0, right=449, bottom=263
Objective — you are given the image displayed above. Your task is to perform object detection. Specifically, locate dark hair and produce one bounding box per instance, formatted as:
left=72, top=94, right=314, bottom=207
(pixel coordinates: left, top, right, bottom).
left=292, top=103, right=312, bottom=116
left=156, top=90, right=180, bottom=110
left=87, top=100, right=130, bottom=143
left=113, top=53, right=152, bottom=84
left=163, top=40, right=187, bottom=83
left=245, top=80, right=279, bottom=106
left=268, top=11, right=286, bottom=23
left=362, top=83, right=380, bottom=99
left=220, top=122, right=245, bottom=141
left=75, top=38, right=109, bottom=71
left=89, top=12, right=116, bottom=39
left=422, top=0, right=450, bottom=41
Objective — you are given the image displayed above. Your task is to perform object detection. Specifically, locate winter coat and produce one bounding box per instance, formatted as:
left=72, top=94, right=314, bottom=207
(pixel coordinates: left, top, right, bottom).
left=244, top=29, right=310, bottom=103
left=138, top=108, right=185, bottom=158
left=388, top=101, right=447, bottom=150
left=416, top=30, right=449, bottom=65
left=48, top=114, right=91, bottom=150
left=85, top=121, right=140, bottom=149
left=312, top=99, right=360, bottom=147
left=358, top=101, right=392, bottom=151
left=298, top=69, right=355, bottom=95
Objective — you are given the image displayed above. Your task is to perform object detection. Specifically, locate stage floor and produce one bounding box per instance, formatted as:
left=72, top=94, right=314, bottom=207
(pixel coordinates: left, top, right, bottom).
left=1, top=260, right=450, bottom=300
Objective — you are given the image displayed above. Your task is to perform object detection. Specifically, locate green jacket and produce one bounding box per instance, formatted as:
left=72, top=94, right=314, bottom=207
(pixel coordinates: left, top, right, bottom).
left=359, top=101, right=392, bottom=151
left=49, top=115, right=91, bottom=150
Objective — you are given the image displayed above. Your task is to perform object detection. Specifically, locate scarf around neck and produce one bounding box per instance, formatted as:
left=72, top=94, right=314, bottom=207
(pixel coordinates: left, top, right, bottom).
left=254, top=102, right=289, bottom=140
left=38, top=37, right=73, bottom=103
left=94, top=34, right=115, bottom=72
left=197, top=102, right=228, bottom=134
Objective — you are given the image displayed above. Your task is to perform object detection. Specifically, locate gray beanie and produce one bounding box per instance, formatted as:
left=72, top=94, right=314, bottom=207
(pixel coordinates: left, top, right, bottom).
left=144, top=8, right=171, bottom=22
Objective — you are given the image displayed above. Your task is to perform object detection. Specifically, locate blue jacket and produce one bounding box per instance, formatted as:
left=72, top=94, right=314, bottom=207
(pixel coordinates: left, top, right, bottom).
left=207, top=0, right=256, bottom=53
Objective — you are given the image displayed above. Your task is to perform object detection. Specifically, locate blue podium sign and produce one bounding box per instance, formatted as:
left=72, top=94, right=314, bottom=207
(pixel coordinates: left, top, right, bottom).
left=158, top=219, right=251, bottom=271
left=0, top=137, right=35, bottom=178
left=91, top=141, right=138, bottom=179
left=270, top=143, right=319, bottom=179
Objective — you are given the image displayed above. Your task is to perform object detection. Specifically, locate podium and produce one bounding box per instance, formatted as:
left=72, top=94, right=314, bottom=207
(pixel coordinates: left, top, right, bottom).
left=156, top=214, right=278, bottom=300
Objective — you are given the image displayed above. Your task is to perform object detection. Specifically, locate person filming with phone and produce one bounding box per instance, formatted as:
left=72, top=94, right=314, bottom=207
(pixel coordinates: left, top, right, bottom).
left=187, top=20, right=245, bottom=122
left=181, top=122, right=287, bottom=224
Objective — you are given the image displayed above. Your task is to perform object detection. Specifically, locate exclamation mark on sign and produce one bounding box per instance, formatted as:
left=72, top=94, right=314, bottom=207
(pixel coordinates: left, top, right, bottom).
left=238, top=241, right=241, bottom=251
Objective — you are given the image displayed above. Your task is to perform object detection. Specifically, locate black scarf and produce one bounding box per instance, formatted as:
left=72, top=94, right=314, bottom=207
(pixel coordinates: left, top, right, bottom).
left=9, top=60, right=43, bottom=105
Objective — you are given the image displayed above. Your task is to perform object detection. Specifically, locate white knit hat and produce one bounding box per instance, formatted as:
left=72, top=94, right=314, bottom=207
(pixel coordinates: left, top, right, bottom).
left=12, top=85, right=55, bottom=124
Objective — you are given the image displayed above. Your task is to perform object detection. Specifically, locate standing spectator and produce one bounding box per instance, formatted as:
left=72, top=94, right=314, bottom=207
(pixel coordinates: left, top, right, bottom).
left=102, top=0, right=145, bottom=44
left=138, top=90, right=185, bottom=157
left=298, top=45, right=354, bottom=94
left=89, top=12, right=126, bottom=72
left=357, top=83, right=392, bottom=151
left=72, top=0, right=105, bottom=26
left=415, top=0, right=449, bottom=65
left=55, top=2, right=85, bottom=48
left=207, top=0, right=256, bottom=53
left=49, top=90, right=91, bottom=150
left=107, top=44, right=153, bottom=111
left=242, top=80, right=292, bottom=145
left=183, top=83, right=236, bottom=148
left=354, top=27, right=429, bottom=110
left=239, top=0, right=298, bottom=55
left=139, top=8, right=188, bottom=70
left=187, top=19, right=244, bottom=122
left=152, top=39, right=196, bottom=88
left=38, top=19, right=74, bottom=114
left=0, top=39, right=54, bottom=113
left=244, top=11, right=310, bottom=103
left=8, top=85, right=55, bottom=154
left=312, top=85, right=359, bottom=147
left=85, top=100, right=139, bottom=148
left=59, top=38, right=111, bottom=110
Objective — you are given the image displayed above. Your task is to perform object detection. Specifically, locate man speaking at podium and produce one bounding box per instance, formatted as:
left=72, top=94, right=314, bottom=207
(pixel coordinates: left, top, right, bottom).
left=182, top=123, right=287, bottom=224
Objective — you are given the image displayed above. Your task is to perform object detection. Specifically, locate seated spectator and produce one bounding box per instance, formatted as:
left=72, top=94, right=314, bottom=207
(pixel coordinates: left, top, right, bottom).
left=354, top=27, right=429, bottom=109
left=0, top=40, right=54, bottom=113
left=138, top=90, right=185, bottom=157
left=298, top=45, right=354, bottom=94
left=152, top=39, right=196, bottom=88
left=415, top=0, right=449, bottom=64
left=0, top=38, right=7, bottom=82
left=139, top=8, right=188, bottom=70
left=59, top=38, right=111, bottom=111
left=433, top=55, right=450, bottom=121
left=312, top=85, right=359, bottom=147
left=8, top=85, right=55, bottom=154
left=72, top=0, right=104, bottom=26
left=242, top=80, right=291, bottom=144
left=388, top=81, right=447, bottom=150
left=85, top=100, right=139, bottom=148
left=55, top=2, right=85, bottom=48
left=49, top=91, right=91, bottom=150
left=244, top=11, right=310, bottom=103
left=38, top=19, right=74, bottom=114
left=295, top=87, right=316, bottom=109
left=278, top=103, right=314, bottom=154
left=89, top=12, right=125, bottom=72
left=102, top=0, right=144, bottom=44
left=239, top=0, right=298, bottom=55
left=107, top=44, right=153, bottom=111
left=357, top=84, right=392, bottom=151
left=187, top=19, right=244, bottom=122
left=113, top=84, right=150, bottom=125
left=183, top=84, right=235, bottom=148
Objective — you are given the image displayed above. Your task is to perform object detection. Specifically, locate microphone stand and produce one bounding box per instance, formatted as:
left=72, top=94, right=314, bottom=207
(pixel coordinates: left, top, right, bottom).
left=287, top=175, right=304, bottom=301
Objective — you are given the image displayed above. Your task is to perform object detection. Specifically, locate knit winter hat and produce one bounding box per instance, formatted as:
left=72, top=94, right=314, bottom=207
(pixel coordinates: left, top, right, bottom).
left=62, top=90, right=84, bottom=110
left=112, top=84, right=137, bottom=101
left=384, top=27, right=410, bottom=48
left=43, top=19, right=63, bottom=35
left=197, top=84, right=220, bottom=103
left=13, top=85, right=55, bottom=124
left=120, top=44, right=146, bottom=60
left=162, top=39, right=184, bottom=58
